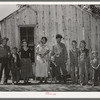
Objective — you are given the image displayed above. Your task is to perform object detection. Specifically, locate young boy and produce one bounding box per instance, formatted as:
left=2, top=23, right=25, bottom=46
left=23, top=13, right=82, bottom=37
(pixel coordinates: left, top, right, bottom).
left=90, top=51, right=100, bottom=86
left=9, top=47, right=20, bottom=85
left=79, top=40, right=89, bottom=86
left=49, top=56, right=57, bottom=83
left=70, top=40, right=79, bottom=84
left=79, top=52, right=88, bottom=86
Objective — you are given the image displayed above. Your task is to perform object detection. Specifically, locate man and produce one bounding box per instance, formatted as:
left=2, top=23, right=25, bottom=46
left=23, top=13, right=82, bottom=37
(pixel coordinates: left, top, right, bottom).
left=0, top=37, right=10, bottom=84
left=50, top=34, right=68, bottom=83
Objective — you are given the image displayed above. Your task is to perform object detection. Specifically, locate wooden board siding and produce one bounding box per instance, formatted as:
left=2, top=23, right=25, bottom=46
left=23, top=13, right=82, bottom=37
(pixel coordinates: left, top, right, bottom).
left=1, top=5, right=100, bottom=72
left=0, top=6, right=37, bottom=49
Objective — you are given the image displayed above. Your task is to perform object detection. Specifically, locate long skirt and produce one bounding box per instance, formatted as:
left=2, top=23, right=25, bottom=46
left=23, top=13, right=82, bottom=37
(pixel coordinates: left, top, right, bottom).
left=36, top=57, right=48, bottom=77
left=21, top=58, right=33, bottom=79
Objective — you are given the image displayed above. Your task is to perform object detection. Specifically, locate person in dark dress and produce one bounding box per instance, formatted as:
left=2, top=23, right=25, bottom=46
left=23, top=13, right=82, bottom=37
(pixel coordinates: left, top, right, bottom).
left=9, top=47, right=21, bottom=85
left=0, top=37, right=10, bottom=84
left=19, top=39, right=33, bottom=84
left=79, top=40, right=90, bottom=85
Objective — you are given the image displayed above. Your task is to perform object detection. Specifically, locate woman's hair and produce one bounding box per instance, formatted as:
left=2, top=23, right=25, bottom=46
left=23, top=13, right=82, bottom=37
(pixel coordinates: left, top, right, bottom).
left=12, top=47, right=17, bottom=51
left=56, top=34, right=62, bottom=39
left=22, top=39, right=28, bottom=44
left=41, top=36, right=47, bottom=42
left=72, top=40, right=77, bottom=45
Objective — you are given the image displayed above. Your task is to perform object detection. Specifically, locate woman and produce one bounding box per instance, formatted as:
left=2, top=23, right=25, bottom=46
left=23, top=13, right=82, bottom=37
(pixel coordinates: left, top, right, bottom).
left=20, top=39, right=33, bottom=84
left=70, top=40, right=79, bottom=84
left=36, top=37, right=49, bottom=83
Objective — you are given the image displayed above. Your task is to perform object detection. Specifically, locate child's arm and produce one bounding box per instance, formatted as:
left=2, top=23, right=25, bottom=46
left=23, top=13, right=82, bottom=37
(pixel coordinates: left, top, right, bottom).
left=95, top=64, right=100, bottom=69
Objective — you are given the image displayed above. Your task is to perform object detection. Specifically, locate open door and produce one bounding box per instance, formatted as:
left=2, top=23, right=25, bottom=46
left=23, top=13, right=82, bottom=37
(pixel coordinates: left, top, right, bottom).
left=20, top=26, right=35, bottom=62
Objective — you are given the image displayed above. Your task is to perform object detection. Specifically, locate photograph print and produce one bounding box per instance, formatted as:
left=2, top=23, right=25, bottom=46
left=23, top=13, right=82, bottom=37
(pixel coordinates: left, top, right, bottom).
left=0, top=4, right=100, bottom=92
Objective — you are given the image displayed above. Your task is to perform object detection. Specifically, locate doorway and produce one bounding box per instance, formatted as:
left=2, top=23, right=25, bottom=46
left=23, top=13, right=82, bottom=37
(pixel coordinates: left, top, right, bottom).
left=19, top=26, right=35, bottom=62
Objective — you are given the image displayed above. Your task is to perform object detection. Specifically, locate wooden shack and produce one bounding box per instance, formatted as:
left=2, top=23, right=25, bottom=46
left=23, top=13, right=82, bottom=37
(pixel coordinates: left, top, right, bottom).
left=0, top=5, right=100, bottom=72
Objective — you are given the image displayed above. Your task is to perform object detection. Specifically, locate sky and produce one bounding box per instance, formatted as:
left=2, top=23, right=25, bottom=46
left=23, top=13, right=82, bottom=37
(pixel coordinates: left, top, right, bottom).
left=0, top=5, right=18, bottom=20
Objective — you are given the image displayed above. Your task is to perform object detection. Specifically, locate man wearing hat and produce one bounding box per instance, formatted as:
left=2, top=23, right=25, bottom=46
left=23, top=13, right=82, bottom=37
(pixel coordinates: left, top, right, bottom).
left=50, top=34, right=68, bottom=83
left=0, top=37, right=10, bottom=84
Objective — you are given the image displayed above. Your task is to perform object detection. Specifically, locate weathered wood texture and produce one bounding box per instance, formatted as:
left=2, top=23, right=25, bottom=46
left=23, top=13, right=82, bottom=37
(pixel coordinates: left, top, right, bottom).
left=0, top=5, right=100, bottom=72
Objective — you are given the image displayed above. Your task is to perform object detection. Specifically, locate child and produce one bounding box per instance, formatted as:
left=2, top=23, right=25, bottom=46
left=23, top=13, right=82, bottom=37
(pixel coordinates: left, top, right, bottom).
left=9, top=47, right=21, bottom=85
left=90, top=51, right=100, bottom=86
left=79, top=52, right=88, bottom=86
left=49, top=56, right=57, bottom=83
left=70, top=40, right=79, bottom=84
left=79, top=40, right=89, bottom=86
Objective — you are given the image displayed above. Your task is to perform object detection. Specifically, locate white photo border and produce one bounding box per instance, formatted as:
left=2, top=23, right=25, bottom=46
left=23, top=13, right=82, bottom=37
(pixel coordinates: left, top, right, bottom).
left=0, top=1, right=100, bottom=98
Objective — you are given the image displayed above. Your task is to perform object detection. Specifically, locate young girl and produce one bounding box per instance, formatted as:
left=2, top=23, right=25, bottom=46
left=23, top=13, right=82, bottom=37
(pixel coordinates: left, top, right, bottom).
left=90, top=51, right=100, bottom=86
left=70, top=40, right=79, bottom=84
left=9, top=47, right=20, bottom=85
left=49, top=56, right=57, bottom=83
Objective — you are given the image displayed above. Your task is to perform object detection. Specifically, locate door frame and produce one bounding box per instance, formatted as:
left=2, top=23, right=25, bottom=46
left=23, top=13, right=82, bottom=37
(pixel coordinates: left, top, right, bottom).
left=18, top=24, right=36, bottom=63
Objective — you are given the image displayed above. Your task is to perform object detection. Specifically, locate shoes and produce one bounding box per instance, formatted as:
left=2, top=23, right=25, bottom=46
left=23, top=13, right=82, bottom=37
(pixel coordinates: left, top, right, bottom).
left=12, top=83, right=15, bottom=85
left=45, top=81, right=49, bottom=84
left=80, top=83, right=83, bottom=86
left=38, top=81, right=43, bottom=84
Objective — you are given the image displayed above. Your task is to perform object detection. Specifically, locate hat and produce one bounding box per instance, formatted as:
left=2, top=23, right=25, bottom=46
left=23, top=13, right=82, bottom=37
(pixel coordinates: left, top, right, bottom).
left=22, top=39, right=28, bottom=43
left=92, top=51, right=98, bottom=54
left=1, top=37, right=9, bottom=42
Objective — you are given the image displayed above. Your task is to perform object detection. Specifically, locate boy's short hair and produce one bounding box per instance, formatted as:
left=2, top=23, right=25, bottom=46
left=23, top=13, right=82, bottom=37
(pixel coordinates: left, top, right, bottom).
left=80, top=52, right=86, bottom=56
left=56, top=34, right=62, bottom=39
left=80, top=40, right=86, bottom=45
left=12, top=47, right=17, bottom=51
left=92, top=51, right=98, bottom=55
left=72, top=40, right=77, bottom=44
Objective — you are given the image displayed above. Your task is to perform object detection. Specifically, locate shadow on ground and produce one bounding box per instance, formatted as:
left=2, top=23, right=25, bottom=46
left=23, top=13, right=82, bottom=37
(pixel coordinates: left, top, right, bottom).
left=0, top=82, right=100, bottom=91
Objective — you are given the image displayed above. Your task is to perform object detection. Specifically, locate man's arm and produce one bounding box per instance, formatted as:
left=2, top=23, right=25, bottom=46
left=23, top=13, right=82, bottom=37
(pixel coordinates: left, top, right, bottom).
left=63, top=43, right=68, bottom=63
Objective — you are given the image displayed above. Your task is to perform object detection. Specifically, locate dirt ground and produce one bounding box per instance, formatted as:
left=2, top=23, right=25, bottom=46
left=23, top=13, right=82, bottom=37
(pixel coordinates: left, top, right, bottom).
left=0, top=79, right=100, bottom=91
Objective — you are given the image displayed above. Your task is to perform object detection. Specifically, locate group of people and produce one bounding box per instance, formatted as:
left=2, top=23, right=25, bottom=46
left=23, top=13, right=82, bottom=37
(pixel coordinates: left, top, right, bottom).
left=0, top=34, right=100, bottom=86
left=0, top=37, right=33, bottom=85
left=35, top=34, right=100, bottom=86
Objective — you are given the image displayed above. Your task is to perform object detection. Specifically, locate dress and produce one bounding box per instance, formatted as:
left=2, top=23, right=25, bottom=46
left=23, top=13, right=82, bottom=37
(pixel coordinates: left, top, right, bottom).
left=20, top=48, right=33, bottom=79
left=50, top=43, right=68, bottom=77
left=36, top=44, right=49, bottom=77
left=70, top=48, right=79, bottom=83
